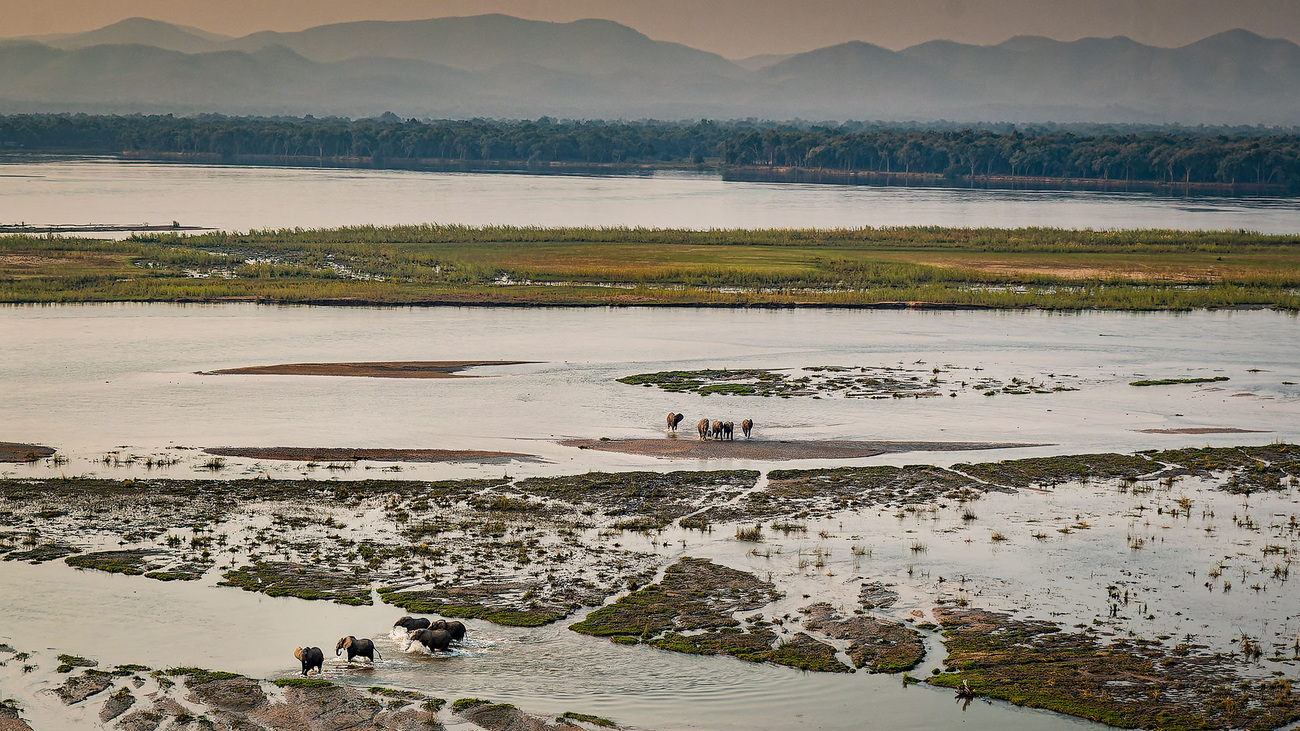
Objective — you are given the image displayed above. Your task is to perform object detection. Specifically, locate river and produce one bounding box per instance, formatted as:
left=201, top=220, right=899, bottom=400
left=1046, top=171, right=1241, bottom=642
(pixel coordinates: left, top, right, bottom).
left=2, top=156, right=1300, bottom=233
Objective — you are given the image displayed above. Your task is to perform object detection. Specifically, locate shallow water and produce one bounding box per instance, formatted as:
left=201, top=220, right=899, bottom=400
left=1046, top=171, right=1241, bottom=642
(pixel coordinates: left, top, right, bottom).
left=2, top=304, right=1300, bottom=729
left=2, top=157, right=1300, bottom=233
left=0, top=304, right=1297, bottom=481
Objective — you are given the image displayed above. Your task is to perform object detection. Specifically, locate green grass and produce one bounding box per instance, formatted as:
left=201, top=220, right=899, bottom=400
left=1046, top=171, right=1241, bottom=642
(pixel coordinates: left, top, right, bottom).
left=560, top=711, right=618, bottom=727
left=1130, top=376, right=1230, bottom=386
left=3, top=226, right=1299, bottom=310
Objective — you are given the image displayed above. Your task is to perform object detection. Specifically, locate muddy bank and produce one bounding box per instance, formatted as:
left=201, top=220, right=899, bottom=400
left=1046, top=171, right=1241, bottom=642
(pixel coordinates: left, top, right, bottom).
left=0, top=443, right=55, bottom=463
left=561, top=438, right=1039, bottom=461
left=198, top=360, right=535, bottom=378
left=204, top=447, right=539, bottom=463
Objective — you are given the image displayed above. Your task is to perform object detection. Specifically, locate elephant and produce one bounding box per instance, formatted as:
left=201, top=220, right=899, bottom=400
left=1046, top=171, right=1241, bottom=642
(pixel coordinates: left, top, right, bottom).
left=408, top=628, right=453, bottom=653
left=294, top=646, right=325, bottom=676
left=741, top=419, right=753, bottom=438
left=711, top=420, right=723, bottom=438
left=697, top=418, right=711, bottom=440
left=667, top=412, right=685, bottom=431
left=720, top=421, right=734, bottom=440
left=336, top=636, right=381, bottom=663
left=431, top=619, right=468, bottom=642
left=394, top=616, right=431, bottom=631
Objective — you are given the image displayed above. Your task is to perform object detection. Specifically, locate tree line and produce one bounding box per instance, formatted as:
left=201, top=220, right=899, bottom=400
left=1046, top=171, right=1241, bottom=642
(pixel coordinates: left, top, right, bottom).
left=2, top=114, right=1297, bottom=190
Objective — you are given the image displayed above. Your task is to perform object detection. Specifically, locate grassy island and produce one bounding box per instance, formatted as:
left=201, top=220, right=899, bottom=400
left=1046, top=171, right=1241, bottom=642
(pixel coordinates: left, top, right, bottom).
left=2, top=225, right=1298, bottom=310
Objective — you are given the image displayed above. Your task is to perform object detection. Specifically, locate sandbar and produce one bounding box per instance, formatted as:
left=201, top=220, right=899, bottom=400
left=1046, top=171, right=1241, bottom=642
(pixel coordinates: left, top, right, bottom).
left=205, top=446, right=539, bottom=463
left=197, top=360, right=535, bottom=378
left=560, top=438, right=1040, bottom=461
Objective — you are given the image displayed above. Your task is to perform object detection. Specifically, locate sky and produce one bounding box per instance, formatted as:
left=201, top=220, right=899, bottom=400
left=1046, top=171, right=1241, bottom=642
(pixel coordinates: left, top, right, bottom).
left=8, top=0, right=1299, bottom=57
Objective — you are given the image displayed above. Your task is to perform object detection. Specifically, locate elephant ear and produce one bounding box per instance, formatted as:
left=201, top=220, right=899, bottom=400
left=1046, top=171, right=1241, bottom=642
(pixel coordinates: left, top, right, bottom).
left=345, top=636, right=353, bottom=649
left=294, top=647, right=303, bottom=661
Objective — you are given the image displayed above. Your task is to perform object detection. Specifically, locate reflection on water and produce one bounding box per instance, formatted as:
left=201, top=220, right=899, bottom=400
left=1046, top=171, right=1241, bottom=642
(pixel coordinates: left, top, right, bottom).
left=1, top=157, right=1299, bottom=232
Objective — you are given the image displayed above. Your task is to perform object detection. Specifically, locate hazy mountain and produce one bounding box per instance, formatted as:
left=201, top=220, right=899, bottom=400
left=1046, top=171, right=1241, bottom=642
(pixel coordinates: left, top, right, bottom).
left=731, top=53, right=794, bottom=71
left=31, top=17, right=230, bottom=53
left=1, top=17, right=1297, bottom=124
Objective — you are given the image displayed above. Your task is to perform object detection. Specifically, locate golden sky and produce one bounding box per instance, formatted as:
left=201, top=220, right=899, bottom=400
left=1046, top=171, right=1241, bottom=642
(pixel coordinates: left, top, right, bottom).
left=8, top=0, right=1297, bottom=57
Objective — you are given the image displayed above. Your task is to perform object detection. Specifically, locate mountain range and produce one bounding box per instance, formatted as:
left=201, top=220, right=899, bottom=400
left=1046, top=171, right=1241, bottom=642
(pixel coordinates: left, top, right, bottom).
left=2, top=15, right=1297, bottom=124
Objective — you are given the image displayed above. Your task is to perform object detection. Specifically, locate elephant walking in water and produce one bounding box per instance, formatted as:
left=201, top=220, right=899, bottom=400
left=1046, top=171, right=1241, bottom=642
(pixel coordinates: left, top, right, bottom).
left=697, top=418, right=711, bottom=440
left=294, top=646, right=324, bottom=676
left=711, top=420, right=723, bottom=438
left=336, top=636, right=381, bottom=664
left=720, top=422, right=734, bottom=440
left=742, top=419, right=753, bottom=438
left=667, top=412, right=685, bottom=432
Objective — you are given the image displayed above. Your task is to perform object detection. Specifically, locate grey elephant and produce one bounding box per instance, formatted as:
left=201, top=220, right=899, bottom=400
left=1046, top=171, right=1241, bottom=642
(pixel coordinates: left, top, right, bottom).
left=294, top=646, right=324, bottom=676
left=667, top=412, right=685, bottom=431
left=408, top=628, right=453, bottom=652
left=336, top=636, right=381, bottom=663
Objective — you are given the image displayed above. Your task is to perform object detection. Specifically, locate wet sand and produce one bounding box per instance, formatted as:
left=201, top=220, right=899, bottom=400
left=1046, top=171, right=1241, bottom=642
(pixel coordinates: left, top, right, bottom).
left=204, top=447, right=539, bottom=463
left=560, top=438, right=1041, bottom=460
left=198, top=360, right=535, bottom=378
left=0, top=442, right=55, bottom=462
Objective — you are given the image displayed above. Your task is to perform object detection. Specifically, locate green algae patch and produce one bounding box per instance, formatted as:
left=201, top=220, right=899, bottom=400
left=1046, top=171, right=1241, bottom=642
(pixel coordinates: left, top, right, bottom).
left=760, top=464, right=1001, bottom=517
left=56, top=655, right=97, bottom=674
left=273, top=678, right=333, bottom=689
left=930, top=608, right=1300, bottom=731
left=1131, top=376, right=1230, bottom=386
left=220, top=561, right=374, bottom=605
left=561, top=711, right=617, bottom=727
left=452, top=698, right=491, bottom=712
left=568, top=558, right=847, bottom=671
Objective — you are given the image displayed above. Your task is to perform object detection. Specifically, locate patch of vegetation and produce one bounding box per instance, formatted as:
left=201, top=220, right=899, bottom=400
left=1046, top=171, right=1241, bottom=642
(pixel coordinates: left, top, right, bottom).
left=569, top=558, right=832, bottom=670
left=802, top=603, right=924, bottom=673
left=379, top=589, right=567, bottom=627
left=452, top=698, right=491, bottom=712
left=756, top=464, right=1000, bottom=518
left=65, top=549, right=160, bottom=576
left=272, top=678, right=333, bottom=689
left=1130, top=376, right=1230, bottom=386
left=931, top=608, right=1300, bottom=730
left=560, top=711, right=617, bottom=727
left=166, top=668, right=241, bottom=685
left=220, top=561, right=374, bottom=605
left=5, top=224, right=1300, bottom=311
left=954, top=453, right=1155, bottom=488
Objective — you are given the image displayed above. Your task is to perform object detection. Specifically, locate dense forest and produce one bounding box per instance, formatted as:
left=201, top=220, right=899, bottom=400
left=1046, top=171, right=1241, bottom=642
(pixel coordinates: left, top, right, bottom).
left=3, top=114, right=1299, bottom=191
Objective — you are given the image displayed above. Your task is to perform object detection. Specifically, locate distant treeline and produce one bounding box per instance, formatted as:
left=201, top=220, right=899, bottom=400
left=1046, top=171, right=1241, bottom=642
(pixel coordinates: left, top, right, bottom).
left=3, top=114, right=1299, bottom=192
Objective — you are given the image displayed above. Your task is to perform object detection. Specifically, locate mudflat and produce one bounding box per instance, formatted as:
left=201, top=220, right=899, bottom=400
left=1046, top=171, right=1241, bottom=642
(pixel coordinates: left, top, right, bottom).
left=1135, top=427, right=1269, bottom=434
left=204, top=447, right=538, bottom=463
left=560, top=438, right=1040, bottom=460
left=0, top=442, right=55, bottom=462
left=198, top=360, right=535, bottom=378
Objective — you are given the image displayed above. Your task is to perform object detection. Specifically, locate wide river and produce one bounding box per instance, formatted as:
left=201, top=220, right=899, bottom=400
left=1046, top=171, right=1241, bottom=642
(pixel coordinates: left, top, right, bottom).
left=3, top=156, right=1300, bottom=232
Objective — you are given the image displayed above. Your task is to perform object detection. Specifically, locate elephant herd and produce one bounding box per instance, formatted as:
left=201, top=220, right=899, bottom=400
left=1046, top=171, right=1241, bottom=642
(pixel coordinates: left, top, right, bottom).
left=291, top=615, right=469, bottom=676
left=667, top=412, right=753, bottom=441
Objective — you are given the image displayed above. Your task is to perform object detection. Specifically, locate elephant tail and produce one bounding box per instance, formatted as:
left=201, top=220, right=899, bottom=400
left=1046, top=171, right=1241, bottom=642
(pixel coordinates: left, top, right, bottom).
left=374, top=647, right=382, bottom=661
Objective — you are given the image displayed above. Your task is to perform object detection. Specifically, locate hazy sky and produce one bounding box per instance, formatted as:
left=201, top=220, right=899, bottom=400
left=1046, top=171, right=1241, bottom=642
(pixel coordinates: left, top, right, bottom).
left=10, top=0, right=1299, bottom=57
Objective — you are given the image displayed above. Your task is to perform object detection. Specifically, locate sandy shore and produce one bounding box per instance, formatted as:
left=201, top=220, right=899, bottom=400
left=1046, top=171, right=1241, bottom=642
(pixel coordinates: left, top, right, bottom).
left=197, top=360, right=535, bottom=378
left=0, top=442, right=55, bottom=462
left=204, top=446, right=539, bottom=463
left=560, top=438, right=1040, bottom=460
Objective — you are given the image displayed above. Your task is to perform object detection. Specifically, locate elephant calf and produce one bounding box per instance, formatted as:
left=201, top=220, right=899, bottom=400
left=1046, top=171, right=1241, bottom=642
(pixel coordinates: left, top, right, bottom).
left=432, top=619, right=468, bottom=642
left=336, top=636, right=381, bottom=663
left=294, top=646, right=325, bottom=676
left=408, top=628, right=453, bottom=653
left=394, top=615, right=431, bottom=631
